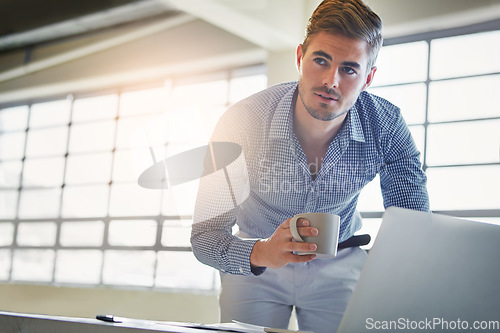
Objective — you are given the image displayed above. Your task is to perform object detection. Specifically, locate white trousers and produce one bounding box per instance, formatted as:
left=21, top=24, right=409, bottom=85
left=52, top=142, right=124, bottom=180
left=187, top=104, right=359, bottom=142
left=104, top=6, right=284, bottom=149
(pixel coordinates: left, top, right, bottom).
left=219, top=247, right=367, bottom=333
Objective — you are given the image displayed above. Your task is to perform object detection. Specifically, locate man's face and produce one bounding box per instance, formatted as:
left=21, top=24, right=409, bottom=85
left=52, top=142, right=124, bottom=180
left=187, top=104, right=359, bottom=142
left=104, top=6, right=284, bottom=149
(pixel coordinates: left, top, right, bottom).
left=296, top=31, right=376, bottom=122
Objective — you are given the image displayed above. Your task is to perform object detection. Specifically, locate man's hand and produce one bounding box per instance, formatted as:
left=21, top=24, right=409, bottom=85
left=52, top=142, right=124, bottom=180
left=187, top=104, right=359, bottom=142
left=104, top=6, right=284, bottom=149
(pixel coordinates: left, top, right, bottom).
left=250, top=218, right=318, bottom=269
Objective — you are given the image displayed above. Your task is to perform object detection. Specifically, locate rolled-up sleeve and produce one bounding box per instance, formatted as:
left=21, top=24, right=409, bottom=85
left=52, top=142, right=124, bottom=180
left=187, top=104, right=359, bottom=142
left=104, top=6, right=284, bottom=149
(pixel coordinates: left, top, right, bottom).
left=190, top=111, right=259, bottom=276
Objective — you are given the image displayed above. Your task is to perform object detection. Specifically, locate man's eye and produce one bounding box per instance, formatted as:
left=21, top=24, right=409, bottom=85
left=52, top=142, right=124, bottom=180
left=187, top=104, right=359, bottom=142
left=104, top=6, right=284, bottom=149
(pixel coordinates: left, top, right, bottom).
left=314, top=58, right=327, bottom=66
left=342, top=67, right=356, bottom=74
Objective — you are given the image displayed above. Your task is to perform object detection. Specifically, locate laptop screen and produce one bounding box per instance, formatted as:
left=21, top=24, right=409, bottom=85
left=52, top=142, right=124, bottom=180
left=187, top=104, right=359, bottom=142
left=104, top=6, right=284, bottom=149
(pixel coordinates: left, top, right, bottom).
left=338, top=207, right=500, bottom=332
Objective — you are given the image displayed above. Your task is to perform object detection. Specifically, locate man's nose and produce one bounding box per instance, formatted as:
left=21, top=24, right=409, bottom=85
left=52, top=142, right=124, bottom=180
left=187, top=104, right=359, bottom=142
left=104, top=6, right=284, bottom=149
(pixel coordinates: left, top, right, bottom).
left=322, top=67, right=340, bottom=89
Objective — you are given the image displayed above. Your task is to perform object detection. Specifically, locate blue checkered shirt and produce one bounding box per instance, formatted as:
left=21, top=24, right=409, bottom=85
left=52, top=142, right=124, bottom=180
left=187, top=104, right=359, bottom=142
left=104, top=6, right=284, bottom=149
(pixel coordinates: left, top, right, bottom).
left=191, top=81, right=429, bottom=276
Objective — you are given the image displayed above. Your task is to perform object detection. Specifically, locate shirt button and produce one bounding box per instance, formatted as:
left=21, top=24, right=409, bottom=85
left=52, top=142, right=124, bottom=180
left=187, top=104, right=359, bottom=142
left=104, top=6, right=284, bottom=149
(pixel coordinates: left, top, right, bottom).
left=239, top=267, right=244, bottom=274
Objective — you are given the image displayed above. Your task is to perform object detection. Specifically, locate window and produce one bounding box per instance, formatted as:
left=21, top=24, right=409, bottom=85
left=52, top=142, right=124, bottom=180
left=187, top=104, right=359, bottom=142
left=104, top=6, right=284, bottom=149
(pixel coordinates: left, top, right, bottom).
left=358, top=28, right=500, bottom=243
left=0, top=64, right=267, bottom=291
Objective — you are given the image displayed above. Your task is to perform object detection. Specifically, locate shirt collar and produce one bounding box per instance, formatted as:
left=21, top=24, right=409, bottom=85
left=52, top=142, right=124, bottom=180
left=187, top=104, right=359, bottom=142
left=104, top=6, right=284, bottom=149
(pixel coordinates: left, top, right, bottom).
left=269, top=83, right=297, bottom=141
left=348, top=102, right=366, bottom=143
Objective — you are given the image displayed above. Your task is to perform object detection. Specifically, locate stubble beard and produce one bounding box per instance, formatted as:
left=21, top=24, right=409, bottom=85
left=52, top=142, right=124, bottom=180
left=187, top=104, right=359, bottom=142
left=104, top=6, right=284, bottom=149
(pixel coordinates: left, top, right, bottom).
left=298, top=82, right=348, bottom=122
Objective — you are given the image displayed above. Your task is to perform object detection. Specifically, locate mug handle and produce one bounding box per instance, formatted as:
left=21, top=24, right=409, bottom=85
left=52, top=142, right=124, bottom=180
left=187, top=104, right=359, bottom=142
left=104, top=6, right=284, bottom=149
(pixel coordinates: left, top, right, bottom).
left=289, top=216, right=305, bottom=242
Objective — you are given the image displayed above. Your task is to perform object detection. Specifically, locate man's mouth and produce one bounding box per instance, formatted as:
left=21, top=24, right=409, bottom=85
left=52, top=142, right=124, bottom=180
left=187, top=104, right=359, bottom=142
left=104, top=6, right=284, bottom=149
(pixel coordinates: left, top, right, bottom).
left=315, top=92, right=339, bottom=102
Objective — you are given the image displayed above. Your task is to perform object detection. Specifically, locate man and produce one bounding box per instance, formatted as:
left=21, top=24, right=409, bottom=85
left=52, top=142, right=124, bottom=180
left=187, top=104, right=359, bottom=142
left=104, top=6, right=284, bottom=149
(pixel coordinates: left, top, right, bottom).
left=191, top=0, right=430, bottom=332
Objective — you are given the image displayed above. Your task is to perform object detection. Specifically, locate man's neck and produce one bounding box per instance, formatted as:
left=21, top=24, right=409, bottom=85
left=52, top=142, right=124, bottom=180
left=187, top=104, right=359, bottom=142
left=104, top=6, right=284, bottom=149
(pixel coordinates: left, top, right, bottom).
left=293, top=97, right=348, bottom=179
left=293, top=101, right=347, bottom=151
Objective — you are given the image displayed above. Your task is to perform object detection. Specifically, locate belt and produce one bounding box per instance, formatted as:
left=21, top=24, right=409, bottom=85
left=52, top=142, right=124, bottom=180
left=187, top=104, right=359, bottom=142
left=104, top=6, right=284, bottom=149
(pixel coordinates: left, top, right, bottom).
left=337, top=234, right=371, bottom=250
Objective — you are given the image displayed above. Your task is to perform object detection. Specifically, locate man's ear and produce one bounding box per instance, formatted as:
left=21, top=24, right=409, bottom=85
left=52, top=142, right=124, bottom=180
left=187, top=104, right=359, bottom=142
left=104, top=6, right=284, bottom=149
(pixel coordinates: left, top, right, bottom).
left=296, top=44, right=304, bottom=73
left=362, top=66, right=377, bottom=91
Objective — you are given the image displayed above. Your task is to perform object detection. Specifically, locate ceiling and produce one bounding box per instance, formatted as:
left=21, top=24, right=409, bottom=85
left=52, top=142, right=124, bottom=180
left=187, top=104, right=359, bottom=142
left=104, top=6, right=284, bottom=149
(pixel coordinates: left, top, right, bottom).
left=0, top=0, right=309, bottom=58
left=0, top=0, right=141, bottom=35
left=2, top=0, right=500, bottom=54
left=0, top=0, right=180, bottom=52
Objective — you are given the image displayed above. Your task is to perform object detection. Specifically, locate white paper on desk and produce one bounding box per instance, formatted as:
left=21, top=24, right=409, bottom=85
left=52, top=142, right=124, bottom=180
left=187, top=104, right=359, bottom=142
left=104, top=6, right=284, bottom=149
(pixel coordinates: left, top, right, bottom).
left=157, top=320, right=306, bottom=333
left=213, top=321, right=266, bottom=333
left=227, top=321, right=309, bottom=333
left=156, top=320, right=264, bottom=333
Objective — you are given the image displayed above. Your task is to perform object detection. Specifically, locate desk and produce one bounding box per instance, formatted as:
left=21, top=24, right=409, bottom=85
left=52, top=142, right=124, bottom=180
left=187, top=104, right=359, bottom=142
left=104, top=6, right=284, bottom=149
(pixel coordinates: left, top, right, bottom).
left=0, top=311, right=220, bottom=333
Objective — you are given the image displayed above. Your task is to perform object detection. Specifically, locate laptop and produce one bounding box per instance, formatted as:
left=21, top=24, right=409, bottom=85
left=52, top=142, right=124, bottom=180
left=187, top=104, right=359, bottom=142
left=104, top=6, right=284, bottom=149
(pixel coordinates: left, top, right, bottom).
left=337, top=206, right=500, bottom=333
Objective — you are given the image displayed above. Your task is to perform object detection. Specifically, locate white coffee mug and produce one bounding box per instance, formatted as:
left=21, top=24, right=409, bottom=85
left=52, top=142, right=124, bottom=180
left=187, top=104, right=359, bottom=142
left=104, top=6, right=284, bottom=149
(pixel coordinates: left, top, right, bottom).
left=290, top=212, right=340, bottom=258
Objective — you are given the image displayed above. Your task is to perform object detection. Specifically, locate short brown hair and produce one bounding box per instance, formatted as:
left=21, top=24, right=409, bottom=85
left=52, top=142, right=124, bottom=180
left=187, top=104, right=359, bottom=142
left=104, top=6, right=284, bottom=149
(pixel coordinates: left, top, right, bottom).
left=303, top=0, right=383, bottom=69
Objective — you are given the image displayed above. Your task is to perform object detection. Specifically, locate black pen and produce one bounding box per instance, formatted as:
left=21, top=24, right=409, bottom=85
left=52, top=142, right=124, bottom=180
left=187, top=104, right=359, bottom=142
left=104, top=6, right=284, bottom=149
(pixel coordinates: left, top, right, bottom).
left=96, top=315, right=121, bottom=323
left=96, top=314, right=152, bottom=325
